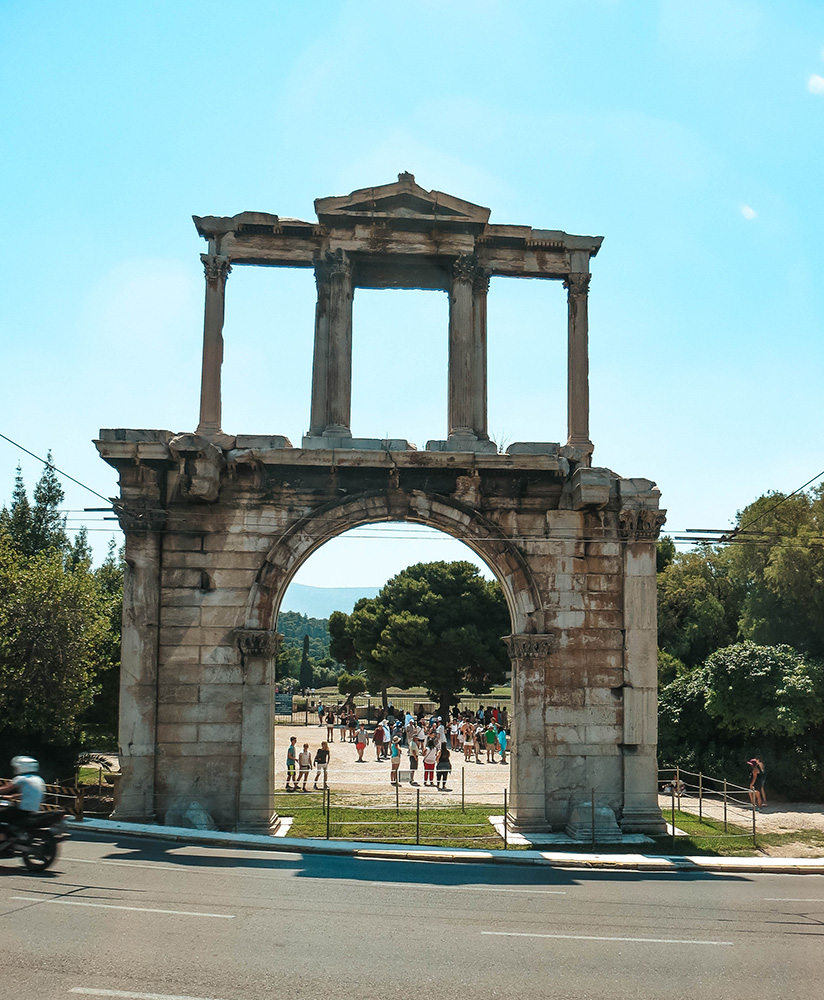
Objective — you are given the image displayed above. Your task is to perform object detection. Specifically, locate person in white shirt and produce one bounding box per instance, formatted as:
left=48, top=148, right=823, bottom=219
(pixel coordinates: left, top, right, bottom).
left=0, top=756, right=46, bottom=833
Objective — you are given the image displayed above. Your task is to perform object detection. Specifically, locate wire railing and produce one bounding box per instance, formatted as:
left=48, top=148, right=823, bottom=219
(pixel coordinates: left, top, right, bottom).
left=659, top=764, right=759, bottom=847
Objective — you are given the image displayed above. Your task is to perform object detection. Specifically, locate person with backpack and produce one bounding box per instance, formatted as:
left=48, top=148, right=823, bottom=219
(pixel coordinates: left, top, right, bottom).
left=423, top=737, right=439, bottom=787
left=435, top=743, right=451, bottom=790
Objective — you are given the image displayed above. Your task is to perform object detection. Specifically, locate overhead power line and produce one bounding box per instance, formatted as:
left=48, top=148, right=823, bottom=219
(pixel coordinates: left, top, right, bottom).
left=0, top=431, right=111, bottom=504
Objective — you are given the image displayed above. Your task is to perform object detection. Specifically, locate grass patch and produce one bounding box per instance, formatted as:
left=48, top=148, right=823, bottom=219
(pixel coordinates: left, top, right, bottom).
left=278, top=796, right=506, bottom=849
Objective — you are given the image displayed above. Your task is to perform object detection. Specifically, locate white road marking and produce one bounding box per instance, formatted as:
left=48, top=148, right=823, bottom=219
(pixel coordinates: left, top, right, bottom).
left=70, top=989, right=230, bottom=1000
left=11, top=896, right=234, bottom=919
left=482, top=931, right=733, bottom=946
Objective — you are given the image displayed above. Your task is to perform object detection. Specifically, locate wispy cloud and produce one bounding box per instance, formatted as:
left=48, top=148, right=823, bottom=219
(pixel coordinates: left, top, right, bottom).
left=740, top=204, right=757, bottom=220
left=807, top=73, right=824, bottom=95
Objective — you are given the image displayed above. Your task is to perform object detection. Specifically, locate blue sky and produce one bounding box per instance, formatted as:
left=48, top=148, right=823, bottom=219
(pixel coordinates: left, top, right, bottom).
left=1, top=0, right=822, bottom=587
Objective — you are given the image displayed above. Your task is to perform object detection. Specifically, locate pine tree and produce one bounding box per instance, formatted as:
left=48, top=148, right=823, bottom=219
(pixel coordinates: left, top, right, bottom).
left=2, top=465, right=34, bottom=553
left=299, top=633, right=313, bottom=691
left=29, top=452, right=67, bottom=555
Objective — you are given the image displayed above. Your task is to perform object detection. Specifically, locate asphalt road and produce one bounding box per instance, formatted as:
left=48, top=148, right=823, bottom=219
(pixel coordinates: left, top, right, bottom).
left=1, top=832, right=822, bottom=1000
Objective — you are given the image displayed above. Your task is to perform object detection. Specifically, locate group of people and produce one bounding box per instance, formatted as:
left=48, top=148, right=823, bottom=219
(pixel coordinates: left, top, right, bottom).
left=748, top=756, right=767, bottom=809
left=288, top=704, right=512, bottom=791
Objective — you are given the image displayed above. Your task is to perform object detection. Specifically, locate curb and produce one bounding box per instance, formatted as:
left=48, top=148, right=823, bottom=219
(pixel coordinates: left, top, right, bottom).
left=69, top=818, right=824, bottom=875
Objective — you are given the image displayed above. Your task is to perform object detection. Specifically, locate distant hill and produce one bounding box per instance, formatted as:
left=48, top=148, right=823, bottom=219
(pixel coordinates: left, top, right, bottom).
left=279, top=583, right=380, bottom=619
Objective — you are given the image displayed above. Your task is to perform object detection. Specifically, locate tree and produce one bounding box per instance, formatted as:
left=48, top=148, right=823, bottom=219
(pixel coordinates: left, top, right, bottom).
left=657, top=546, right=742, bottom=671
left=330, top=561, right=510, bottom=717
left=728, top=486, right=824, bottom=659
left=0, top=532, right=111, bottom=744
left=29, top=453, right=68, bottom=555
left=299, top=634, right=313, bottom=690
left=702, top=642, right=824, bottom=738
left=338, top=672, right=367, bottom=700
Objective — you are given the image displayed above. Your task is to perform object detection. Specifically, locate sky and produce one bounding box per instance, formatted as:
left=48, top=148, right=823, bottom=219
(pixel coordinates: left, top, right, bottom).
left=1, top=0, right=822, bottom=589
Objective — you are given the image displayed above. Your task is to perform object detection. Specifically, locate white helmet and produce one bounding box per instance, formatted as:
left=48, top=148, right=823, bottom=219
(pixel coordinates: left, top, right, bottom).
left=11, top=756, right=39, bottom=776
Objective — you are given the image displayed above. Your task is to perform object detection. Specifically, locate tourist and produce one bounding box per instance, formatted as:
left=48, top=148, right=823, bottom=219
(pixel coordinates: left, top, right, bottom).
left=449, top=718, right=459, bottom=749
left=348, top=711, right=357, bottom=742
left=462, top=720, right=474, bottom=762
left=408, top=738, right=420, bottom=785
left=415, top=718, right=426, bottom=749
left=373, top=721, right=385, bottom=760
left=485, top=723, right=497, bottom=762
left=286, top=736, right=298, bottom=791
left=423, top=736, right=439, bottom=787
left=325, top=709, right=336, bottom=742
left=355, top=723, right=368, bottom=761
left=748, top=757, right=766, bottom=808
left=296, top=743, right=312, bottom=791
left=497, top=725, right=508, bottom=764
left=405, top=715, right=417, bottom=749
left=380, top=718, right=392, bottom=758
left=435, top=742, right=451, bottom=790
left=390, top=736, right=402, bottom=784
left=317, top=702, right=324, bottom=726
left=313, top=741, right=331, bottom=790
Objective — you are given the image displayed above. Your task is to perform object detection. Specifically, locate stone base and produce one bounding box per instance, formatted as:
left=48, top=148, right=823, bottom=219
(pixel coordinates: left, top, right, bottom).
left=506, top=813, right=552, bottom=835
left=302, top=435, right=413, bottom=451
left=621, top=808, right=668, bottom=835
left=565, top=801, right=623, bottom=842
left=237, top=813, right=281, bottom=836
left=426, top=434, right=498, bottom=454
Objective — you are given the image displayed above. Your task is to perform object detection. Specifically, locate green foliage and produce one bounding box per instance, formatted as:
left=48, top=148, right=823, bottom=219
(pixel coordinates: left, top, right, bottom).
left=337, top=671, right=367, bottom=698
left=330, top=561, right=509, bottom=714
left=702, top=642, right=824, bottom=737
left=0, top=532, right=111, bottom=743
left=657, top=547, right=742, bottom=670
left=656, top=536, right=675, bottom=573
left=299, top=634, right=313, bottom=690
left=728, top=486, right=824, bottom=659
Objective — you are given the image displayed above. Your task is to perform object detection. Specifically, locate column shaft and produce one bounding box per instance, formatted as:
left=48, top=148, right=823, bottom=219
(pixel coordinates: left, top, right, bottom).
left=197, top=255, right=231, bottom=436
left=325, top=250, right=353, bottom=436
left=309, top=267, right=331, bottom=436
left=472, top=270, right=489, bottom=439
left=448, top=255, right=475, bottom=437
left=565, top=272, right=593, bottom=455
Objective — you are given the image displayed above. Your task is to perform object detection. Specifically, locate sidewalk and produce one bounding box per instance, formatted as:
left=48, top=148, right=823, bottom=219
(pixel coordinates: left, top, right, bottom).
left=71, top=817, right=824, bottom=875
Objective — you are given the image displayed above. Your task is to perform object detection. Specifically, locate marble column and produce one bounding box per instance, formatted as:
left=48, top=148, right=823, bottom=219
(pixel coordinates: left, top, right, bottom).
left=504, top=634, right=556, bottom=832
left=197, top=254, right=231, bottom=437
left=112, top=502, right=166, bottom=822
left=235, top=629, right=282, bottom=833
left=564, top=272, right=594, bottom=459
left=448, top=254, right=476, bottom=438
left=309, top=261, right=331, bottom=437
left=471, top=267, right=490, bottom=440
left=325, top=249, right=354, bottom=436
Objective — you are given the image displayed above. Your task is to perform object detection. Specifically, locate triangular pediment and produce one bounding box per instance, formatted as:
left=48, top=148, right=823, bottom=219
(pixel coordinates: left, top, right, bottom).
left=315, top=173, right=490, bottom=226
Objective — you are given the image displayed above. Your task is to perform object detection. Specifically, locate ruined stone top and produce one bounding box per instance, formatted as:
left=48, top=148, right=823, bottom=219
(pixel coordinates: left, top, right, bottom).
left=193, top=174, right=602, bottom=284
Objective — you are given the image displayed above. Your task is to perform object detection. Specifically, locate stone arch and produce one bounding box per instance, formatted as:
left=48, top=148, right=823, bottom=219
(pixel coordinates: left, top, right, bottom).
left=243, top=488, right=542, bottom=635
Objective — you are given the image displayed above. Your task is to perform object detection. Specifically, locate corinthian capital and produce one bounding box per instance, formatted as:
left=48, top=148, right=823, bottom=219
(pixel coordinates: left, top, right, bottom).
left=201, top=254, right=232, bottom=284
left=452, top=253, right=478, bottom=283
left=234, top=629, right=282, bottom=658
left=618, top=507, right=667, bottom=541
left=564, top=272, right=591, bottom=296
left=503, top=633, right=557, bottom=660
left=315, top=247, right=352, bottom=283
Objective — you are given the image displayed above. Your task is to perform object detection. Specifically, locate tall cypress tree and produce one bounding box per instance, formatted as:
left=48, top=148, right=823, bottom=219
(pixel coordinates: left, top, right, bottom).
left=29, top=451, right=67, bottom=555
left=0, top=465, right=34, bottom=553
left=299, top=633, right=313, bottom=691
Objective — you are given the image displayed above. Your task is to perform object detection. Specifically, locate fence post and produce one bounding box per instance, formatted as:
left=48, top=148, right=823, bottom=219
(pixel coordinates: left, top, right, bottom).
left=671, top=785, right=676, bottom=846
left=723, top=778, right=728, bottom=832
left=504, top=788, right=508, bottom=850
left=675, top=765, right=681, bottom=810
left=77, top=785, right=85, bottom=821
left=752, top=797, right=757, bottom=847
left=698, top=772, right=703, bottom=823
left=416, top=787, right=420, bottom=845
left=326, top=786, right=331, bottom=840
left=395, top=779, right=399, bottom=816
left=461, top=766, right=465, bottom=813
left=592, top=788, right=596, bottom=847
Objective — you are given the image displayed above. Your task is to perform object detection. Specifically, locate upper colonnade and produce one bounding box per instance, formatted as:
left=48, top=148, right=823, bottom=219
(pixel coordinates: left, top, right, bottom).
left=193, top=173, right=602, bottom=462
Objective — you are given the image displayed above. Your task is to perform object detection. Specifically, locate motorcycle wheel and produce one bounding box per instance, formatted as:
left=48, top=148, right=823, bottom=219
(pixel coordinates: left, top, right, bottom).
left=22, top=831, right=57, bottom=871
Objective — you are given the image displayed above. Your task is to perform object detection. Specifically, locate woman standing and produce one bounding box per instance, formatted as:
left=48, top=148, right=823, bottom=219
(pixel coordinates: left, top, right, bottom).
left=497, top=725, right=508, bottom=764
left=390, top=736, right=402, bottom=785
left=355, top=723, right=368, bottom=762
left=313, top=741, right=331, bottom=790
left=422, top=737, right=438, bottom=787
left=435, top=742, right=451, bottom=790
left=325, top=710, right=336, bottom=742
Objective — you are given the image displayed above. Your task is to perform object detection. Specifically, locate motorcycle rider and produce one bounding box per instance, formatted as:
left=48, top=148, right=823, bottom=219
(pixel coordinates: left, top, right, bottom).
left=0, top=756, right=46, bottom=838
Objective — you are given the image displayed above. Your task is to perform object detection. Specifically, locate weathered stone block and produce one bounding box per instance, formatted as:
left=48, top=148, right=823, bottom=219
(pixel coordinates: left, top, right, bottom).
left=158, top=645, right=201, bottom=667
left=156, top=723, right=198, bottom=743
left=160, top=605, right=200, bottom=627
left=201, top=646, right=238, bottom=666
left=200, top=605, right=244, bottom=628
left=198, top=723, right=242, bottom=742
left=161, top=568, right=203, bottom=589
left=164, top=534, right=205, bottom=551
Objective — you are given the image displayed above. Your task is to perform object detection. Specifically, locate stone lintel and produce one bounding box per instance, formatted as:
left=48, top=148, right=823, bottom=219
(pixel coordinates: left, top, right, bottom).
left=301, top=435, right=413, bottom=452
left=426, top=436, right=499, bottom=454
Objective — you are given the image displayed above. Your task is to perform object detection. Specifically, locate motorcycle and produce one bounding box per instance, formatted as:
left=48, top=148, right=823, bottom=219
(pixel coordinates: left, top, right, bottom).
left=0, top=801, right=67, bottom=871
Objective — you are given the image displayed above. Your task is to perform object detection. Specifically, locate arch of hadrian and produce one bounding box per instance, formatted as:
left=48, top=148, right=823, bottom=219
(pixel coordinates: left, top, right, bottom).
left=96, top=174, right=666, bottom=835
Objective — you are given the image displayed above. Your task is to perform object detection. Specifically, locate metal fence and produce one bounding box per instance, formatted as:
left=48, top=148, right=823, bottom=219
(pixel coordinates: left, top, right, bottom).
left=659, top=764, right=759, bottom=847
